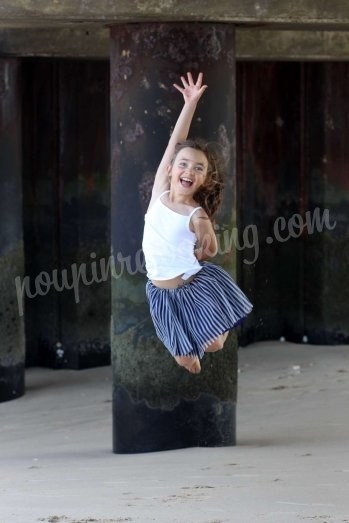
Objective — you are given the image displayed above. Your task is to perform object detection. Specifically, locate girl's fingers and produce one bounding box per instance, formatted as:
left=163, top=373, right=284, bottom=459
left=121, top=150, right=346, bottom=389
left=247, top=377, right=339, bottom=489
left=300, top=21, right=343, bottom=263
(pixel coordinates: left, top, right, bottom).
left=187, top=71, right=194, bottom=85
left=187, top=71, right=204, bottom=87
left=199, top=85, right=208, bottom=95
left=174, top=73, right=207, bottom=97
left=180, top=75, right=189, bottom=88
left=195, top=72, right=203, bottom=87
left=173, top=83, right=184, bottom=93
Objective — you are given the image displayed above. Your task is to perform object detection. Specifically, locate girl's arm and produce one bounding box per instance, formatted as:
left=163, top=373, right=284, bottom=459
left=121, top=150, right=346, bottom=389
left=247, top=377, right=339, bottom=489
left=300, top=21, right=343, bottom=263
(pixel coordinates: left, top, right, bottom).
left=192, top=209, right=218, bottom=260
left=150, top=72, right=207, bottom=201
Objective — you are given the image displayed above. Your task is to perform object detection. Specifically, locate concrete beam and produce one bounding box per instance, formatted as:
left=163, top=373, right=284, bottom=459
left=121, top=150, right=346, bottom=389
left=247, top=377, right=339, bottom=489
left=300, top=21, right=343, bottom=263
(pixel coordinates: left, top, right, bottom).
left=0, top=26, right=109, bottom=58
left=0, top=0, right=349, bottom=28
left=2, top=27, right=349, bottom=61
left=237, top=29, right=349, bottom=61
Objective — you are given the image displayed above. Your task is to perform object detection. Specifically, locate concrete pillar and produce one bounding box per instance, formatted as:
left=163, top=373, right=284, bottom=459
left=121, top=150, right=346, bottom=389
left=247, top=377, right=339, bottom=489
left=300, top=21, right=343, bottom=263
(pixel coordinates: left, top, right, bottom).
left=0, top=59, right=25, bottom=402
left=237, top=62, right=349, bottom=346
left=110, top=23, right=237, bottom=453
left=21, top=60, right=110, bottom=369
left=237, top=62, right=303, bottom=344
left=303, top=63, right=349, bottom=344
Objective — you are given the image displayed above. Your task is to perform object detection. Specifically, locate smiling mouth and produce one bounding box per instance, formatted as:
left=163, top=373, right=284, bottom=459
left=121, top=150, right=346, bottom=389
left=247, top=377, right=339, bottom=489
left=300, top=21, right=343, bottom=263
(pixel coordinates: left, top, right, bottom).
left=180, top=177, right=193, bottom=188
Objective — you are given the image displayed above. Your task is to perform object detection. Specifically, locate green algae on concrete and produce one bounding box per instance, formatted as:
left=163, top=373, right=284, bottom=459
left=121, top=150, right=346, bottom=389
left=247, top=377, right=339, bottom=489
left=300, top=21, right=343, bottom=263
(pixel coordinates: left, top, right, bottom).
left=0, top=245, right=25, bottom=401
left=0, top=58, right=25, bottom=401
left=111, top=300, right=238, bottom=411
left=0, top=244, right=25, bottom=366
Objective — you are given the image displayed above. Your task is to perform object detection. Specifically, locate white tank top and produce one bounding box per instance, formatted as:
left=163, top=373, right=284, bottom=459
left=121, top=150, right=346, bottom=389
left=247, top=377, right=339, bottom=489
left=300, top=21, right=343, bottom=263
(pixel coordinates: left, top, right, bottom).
left=142, top=191, right=203, bottom=280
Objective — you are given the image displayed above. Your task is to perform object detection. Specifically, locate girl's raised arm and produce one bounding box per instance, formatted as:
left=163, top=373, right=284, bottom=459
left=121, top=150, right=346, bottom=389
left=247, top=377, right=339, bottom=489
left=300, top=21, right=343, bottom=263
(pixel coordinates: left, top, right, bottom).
left=150, top=72, right=207, bottom=199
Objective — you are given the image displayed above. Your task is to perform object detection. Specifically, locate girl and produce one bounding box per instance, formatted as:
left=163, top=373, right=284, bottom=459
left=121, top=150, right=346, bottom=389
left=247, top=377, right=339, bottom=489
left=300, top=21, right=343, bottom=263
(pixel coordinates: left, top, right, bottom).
left=142, top=72, right=252, bottom=374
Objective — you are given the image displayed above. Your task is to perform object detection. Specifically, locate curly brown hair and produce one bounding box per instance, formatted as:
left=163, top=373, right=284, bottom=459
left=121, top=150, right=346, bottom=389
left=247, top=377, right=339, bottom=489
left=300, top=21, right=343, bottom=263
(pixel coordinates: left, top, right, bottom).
left=171, top=139, right=224, bottom=219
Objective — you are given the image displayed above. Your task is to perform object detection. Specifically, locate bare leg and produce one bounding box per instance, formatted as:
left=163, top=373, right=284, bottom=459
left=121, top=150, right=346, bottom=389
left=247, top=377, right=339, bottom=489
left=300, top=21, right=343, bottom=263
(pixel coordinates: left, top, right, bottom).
left=175, top=355, right=201, bottom=374
left=205, top=331, right=229, bottom=353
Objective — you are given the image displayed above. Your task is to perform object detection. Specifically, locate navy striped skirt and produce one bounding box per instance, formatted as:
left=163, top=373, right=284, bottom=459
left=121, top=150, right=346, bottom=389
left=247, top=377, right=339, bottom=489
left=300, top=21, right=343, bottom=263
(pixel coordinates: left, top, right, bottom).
left=145, top=262, right=253, bottom=359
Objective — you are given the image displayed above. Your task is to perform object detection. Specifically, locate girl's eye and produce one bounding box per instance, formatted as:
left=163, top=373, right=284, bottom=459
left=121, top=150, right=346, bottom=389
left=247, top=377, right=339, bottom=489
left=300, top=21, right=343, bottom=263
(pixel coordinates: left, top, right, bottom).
left=195, top=166, right=204, bottom=172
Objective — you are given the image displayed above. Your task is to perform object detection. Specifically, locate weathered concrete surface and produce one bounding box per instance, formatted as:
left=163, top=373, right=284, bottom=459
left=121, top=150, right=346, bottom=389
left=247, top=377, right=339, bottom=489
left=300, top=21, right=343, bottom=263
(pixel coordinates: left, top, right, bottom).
left=237, top=29, right=349, bottom=60
left=110, top=22, right=238, bottom=452
left=1, top=341, right=349, bottom=522
left=3, top=27, right=349, bottom=60
left=237, top=61, right=349, bottom=347
left=1, top=0, right=349, bottom=27
left=21, top=60, right=111, bottom=370
left=0, top=58, right=25, bottom=401
left=0, top=244, right=25, bottom=399
left=0, top=26, right=109, bottom=57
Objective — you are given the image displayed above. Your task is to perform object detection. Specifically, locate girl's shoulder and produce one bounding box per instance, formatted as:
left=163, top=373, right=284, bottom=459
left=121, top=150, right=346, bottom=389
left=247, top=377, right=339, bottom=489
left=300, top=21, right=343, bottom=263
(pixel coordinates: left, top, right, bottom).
left=187, top=199, right=207, bottom=216
left=147, top=187, right=170, bottom=213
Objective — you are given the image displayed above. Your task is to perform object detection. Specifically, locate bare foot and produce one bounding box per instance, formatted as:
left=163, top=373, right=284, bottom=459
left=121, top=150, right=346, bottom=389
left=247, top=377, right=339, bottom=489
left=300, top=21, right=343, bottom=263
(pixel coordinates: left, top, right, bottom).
left=175, top=355, right=201, bottom=374
left=205, top=331, right=229, bottom=353
left=222, top=331, right=229, bottom=343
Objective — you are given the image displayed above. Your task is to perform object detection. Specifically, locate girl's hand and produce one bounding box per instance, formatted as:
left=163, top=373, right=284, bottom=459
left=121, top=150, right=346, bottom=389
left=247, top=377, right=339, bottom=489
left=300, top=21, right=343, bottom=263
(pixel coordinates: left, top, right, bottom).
left=173, top=72, right=207, bottom=105
left=149, top=71, right=207, bottom=204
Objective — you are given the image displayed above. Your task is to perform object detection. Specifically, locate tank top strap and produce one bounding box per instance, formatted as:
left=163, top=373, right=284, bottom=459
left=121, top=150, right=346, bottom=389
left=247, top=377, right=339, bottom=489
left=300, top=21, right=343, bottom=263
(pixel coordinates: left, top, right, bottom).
left=187, top=206, right=202, bottom=221
left=158, top=189, right=170, bottom=200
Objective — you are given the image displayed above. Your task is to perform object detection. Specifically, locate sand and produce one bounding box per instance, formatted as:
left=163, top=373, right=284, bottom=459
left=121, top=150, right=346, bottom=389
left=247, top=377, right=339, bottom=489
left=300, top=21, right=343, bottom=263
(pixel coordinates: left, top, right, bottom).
left=1, top=340, right=349, bottom=523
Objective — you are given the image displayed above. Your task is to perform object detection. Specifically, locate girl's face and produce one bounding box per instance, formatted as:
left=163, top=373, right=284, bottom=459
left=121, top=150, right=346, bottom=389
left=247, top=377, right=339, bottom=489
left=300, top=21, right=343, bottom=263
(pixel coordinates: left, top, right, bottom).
left=169, top=147, right=208, bottom=193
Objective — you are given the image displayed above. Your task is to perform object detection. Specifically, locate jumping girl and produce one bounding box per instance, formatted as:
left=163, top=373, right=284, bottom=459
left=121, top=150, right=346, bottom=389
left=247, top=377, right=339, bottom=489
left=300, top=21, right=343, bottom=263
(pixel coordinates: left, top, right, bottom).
left=142, top=72, right=253, bottom=374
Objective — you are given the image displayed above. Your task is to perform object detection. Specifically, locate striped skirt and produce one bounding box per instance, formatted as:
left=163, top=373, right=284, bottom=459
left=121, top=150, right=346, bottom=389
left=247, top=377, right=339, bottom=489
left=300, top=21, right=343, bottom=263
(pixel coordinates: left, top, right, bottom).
left=145, top=262, right=253, bottom=359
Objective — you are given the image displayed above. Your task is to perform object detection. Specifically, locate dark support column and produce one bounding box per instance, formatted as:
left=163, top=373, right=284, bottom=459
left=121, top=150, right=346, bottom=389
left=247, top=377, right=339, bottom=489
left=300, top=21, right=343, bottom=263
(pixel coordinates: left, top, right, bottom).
left=57, top=61, right=111, bottom=369
left=22, top=60, right=110, bottom=369
left=0, top=59, right=25, bottom=402
left=304, top=63, right=349, bottom=344
left=110, top=23, right=237, bottom=453
left=237, top=62, right=302, bottom=344
left=237, top=62, right=349, bottom=346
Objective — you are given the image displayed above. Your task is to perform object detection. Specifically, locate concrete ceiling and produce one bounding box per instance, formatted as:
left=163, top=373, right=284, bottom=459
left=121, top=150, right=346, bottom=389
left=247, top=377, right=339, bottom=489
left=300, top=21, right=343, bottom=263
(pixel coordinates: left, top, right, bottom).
left=1, top=0, right=349, bottom=29
left=1, top=1, right=349, bottom=60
